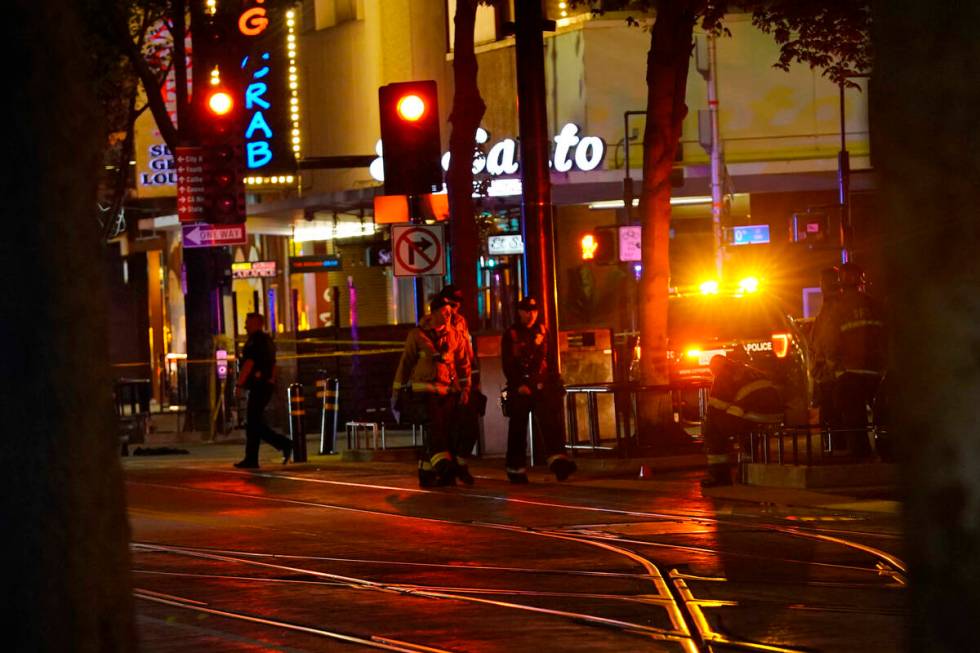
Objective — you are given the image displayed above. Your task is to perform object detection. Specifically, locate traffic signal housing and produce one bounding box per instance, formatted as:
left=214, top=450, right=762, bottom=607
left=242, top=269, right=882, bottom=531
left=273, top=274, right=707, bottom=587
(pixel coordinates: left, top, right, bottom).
left=378, top=80, right=443, bottom=196
left=196, top=6, right=246, bottom=224
left=200, top=77, right=246, bottom=224
left=202, top=143, right=246, bottom=224
left=580, top=226, right=617, bottom=264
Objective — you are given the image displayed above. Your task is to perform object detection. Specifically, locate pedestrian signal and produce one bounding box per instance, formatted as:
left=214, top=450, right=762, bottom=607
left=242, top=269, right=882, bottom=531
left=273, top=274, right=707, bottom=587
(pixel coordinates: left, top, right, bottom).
left=580, top=228, right=617, bottom=263
left=378, top=80, right=443, bottom=196
left=580, top=233, right=598, bottom=260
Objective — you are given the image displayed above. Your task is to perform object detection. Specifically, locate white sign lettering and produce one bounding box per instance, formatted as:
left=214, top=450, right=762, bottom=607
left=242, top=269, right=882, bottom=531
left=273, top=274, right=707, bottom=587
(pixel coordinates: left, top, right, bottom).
left=370, top=123, right=606, bottom=183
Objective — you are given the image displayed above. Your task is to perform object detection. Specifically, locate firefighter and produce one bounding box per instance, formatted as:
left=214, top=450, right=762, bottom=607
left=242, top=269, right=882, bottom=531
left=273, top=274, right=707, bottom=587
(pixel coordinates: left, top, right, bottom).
left=501, top=296, right=576, bottom=483
left=810, top=267, right=842, bottom=443
left=392, top=296, right=470, bottom=487
left=702, top=353, right=784, bottom=487
left=825, top=262, right=886, bottom=461
left=439, top=284, right=480, bottom=485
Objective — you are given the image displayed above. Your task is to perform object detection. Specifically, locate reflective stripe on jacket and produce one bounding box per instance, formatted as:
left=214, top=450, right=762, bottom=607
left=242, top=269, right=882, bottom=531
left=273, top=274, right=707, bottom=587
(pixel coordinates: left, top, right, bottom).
left=708, top=361, right=783, bottom=424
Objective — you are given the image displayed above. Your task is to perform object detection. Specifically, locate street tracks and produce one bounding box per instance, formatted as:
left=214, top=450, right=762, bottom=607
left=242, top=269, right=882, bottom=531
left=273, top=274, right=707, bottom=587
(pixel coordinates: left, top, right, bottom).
left=129, top=471, right=904, bottom=651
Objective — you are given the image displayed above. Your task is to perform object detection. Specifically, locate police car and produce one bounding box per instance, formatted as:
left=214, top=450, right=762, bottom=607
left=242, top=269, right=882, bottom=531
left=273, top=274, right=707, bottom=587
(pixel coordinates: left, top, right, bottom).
left=633, top=276, right=812, bottom=424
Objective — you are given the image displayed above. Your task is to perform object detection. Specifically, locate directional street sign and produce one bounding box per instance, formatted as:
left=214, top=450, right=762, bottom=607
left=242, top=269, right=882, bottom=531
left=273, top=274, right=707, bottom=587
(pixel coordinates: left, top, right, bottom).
left=618, top=225, right=642, bottom=262
left=182, top=222, right=247, bottom=249
left=175, top=146, right=206, bottom=223
left=392, top=224, right=445, bottom=277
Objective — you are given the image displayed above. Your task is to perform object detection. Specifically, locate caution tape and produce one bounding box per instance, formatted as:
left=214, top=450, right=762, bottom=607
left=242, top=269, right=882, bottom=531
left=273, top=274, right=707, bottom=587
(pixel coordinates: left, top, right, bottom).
left=278, top=347, right=404, bottom=361
left=249, top=337, right=406, bottom=346
left=111, top=347, right=404, bottom=369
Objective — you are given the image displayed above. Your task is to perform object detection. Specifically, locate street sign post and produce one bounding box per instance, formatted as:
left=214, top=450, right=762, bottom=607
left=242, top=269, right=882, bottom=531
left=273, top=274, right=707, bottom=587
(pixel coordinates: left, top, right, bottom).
left=618, top=225, right=642, bottom=262
left=181, top=222, right=247, bottom=248
left=176, top=147, right=207, bottom=223
left=392, top=224, right=445, bottom=277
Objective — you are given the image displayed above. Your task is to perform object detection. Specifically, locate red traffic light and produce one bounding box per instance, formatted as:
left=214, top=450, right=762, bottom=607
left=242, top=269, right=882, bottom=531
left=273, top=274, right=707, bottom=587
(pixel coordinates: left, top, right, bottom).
left=207, top=89, right=234, bottom=116
left=378, top=80, right=442, bottom=196
left=396, top=94, right=426, bottom=122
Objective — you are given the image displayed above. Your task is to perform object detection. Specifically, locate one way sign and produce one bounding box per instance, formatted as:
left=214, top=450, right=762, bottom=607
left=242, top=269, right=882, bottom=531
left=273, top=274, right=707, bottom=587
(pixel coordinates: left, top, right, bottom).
left=392, top=224, right=445, bottom=277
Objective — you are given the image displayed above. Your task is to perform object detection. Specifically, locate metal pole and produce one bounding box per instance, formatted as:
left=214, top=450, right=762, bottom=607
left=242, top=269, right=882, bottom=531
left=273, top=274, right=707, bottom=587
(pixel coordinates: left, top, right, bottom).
left=838, top=79, right=851, bottom=264
left=287, top=383, right=308, bottom=462
left=317, top=373, right=339, bottom=455
left=514, top=0, right=561, bottom=376
left=409, top=194, right=426, bottom=322
left=707, top=33, right=725, bottom=278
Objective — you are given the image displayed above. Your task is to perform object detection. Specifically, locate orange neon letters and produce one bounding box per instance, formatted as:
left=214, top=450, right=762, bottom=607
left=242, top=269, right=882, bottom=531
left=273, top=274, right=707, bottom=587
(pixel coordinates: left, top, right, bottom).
left=239, top=7, right=269, bottom=36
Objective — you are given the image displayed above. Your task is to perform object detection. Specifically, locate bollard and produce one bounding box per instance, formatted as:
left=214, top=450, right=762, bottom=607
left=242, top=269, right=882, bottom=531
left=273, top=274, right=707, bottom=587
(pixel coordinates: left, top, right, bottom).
left=316, top=373, right=340, bottom=455
left=287, top=383, right=308, bottom=463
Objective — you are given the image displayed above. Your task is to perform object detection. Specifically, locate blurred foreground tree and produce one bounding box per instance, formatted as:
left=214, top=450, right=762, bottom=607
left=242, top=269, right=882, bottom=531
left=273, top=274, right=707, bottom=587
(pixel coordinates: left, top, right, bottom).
left=872, top=2, right=980, bottom=650
left=447, top=1, right=501, bottom=330
left=2, top=1, right=136, bottom=650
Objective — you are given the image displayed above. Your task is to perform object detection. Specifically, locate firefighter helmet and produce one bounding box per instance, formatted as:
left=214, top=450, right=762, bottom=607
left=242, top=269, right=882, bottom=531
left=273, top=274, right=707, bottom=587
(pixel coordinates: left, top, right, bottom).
left=836, top=262, right=866, bottom=288
left=819, top=267, right=840, bottom=295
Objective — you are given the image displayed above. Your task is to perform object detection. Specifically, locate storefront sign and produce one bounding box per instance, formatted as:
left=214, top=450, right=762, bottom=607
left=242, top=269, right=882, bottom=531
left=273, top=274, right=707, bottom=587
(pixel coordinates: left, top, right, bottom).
left=369, top=123, right=606, bottom=183
left=290, top=255, right=342, bottom=272
left=488, top=234, right=524, bottom=256
left=232, top=260, right=277, bottom=278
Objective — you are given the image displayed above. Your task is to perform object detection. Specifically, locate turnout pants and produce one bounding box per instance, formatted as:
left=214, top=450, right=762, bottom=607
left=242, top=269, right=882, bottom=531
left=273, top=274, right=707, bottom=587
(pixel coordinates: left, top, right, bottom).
left=450, top=394, right=481, bottom=463
left=505, top=388, right=567, bottom=471
left=419, top=392, right=458, bottom=466
left=244, top=384, right=291, bottom=463
left=833, top=372, right=880, bottom=458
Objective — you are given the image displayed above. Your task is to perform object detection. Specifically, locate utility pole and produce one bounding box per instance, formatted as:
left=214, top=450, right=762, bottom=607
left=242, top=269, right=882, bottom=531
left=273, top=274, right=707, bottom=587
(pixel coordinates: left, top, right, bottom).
left=514, top=0, right=560, bottom=374
left=707, top=33, right=725, bottom=278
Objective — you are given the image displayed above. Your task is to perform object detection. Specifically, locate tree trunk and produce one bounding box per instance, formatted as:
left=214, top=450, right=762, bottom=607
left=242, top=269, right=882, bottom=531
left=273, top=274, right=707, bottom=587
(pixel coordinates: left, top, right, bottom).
left=3, top=2, right=136, bottom=650
left=636, top=1, right=697, bottom=449
left=447, top=0, right=486, bottom=330
left=872, top=2, right=980, bottom=650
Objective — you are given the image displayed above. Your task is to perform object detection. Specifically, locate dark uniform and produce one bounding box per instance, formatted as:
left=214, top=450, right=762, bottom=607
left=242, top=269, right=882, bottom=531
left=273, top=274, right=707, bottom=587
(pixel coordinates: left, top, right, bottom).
left=703, top=355, right=783, bottom=486
left=810, top=268, right=841, bottom=438
left=825, top=282, right=886, bottom=459
left=501, top=297, right=575, bottom=483
left=239, top=329, right=291, bottom=467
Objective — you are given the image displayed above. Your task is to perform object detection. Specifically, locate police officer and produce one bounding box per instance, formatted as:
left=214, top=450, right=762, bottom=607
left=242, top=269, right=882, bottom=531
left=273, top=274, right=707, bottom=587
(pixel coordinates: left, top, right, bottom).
left=810, top=267, right=841, bottom=441
left=439, top=285, right=480, bottom=485
left=392, top=296, right=469, bottom=487
left=825, top=262, right=886, bottom=460
left=501, top=296, right=576, bottom=483
left=234, top=312, right=292, bottom=469
left=702, top=354, right=783, bottom=487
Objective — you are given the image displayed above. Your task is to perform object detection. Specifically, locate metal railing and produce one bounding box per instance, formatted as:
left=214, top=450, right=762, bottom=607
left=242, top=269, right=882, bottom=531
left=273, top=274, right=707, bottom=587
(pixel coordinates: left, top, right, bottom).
left=564, top=381, right=711, bottom=455
left=739, top=424, right=889, bottom=467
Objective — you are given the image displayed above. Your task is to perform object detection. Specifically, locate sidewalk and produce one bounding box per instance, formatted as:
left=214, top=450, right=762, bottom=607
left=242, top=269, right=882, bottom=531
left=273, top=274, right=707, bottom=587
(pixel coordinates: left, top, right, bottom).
left=123, top=432, right=900, bottom=516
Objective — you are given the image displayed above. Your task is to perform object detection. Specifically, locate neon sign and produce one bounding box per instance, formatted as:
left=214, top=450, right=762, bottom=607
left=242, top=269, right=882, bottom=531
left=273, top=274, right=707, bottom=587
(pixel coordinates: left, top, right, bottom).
left=236, top=1, right=298, bottom=183
left=238, top=4, right=270, bottom=36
